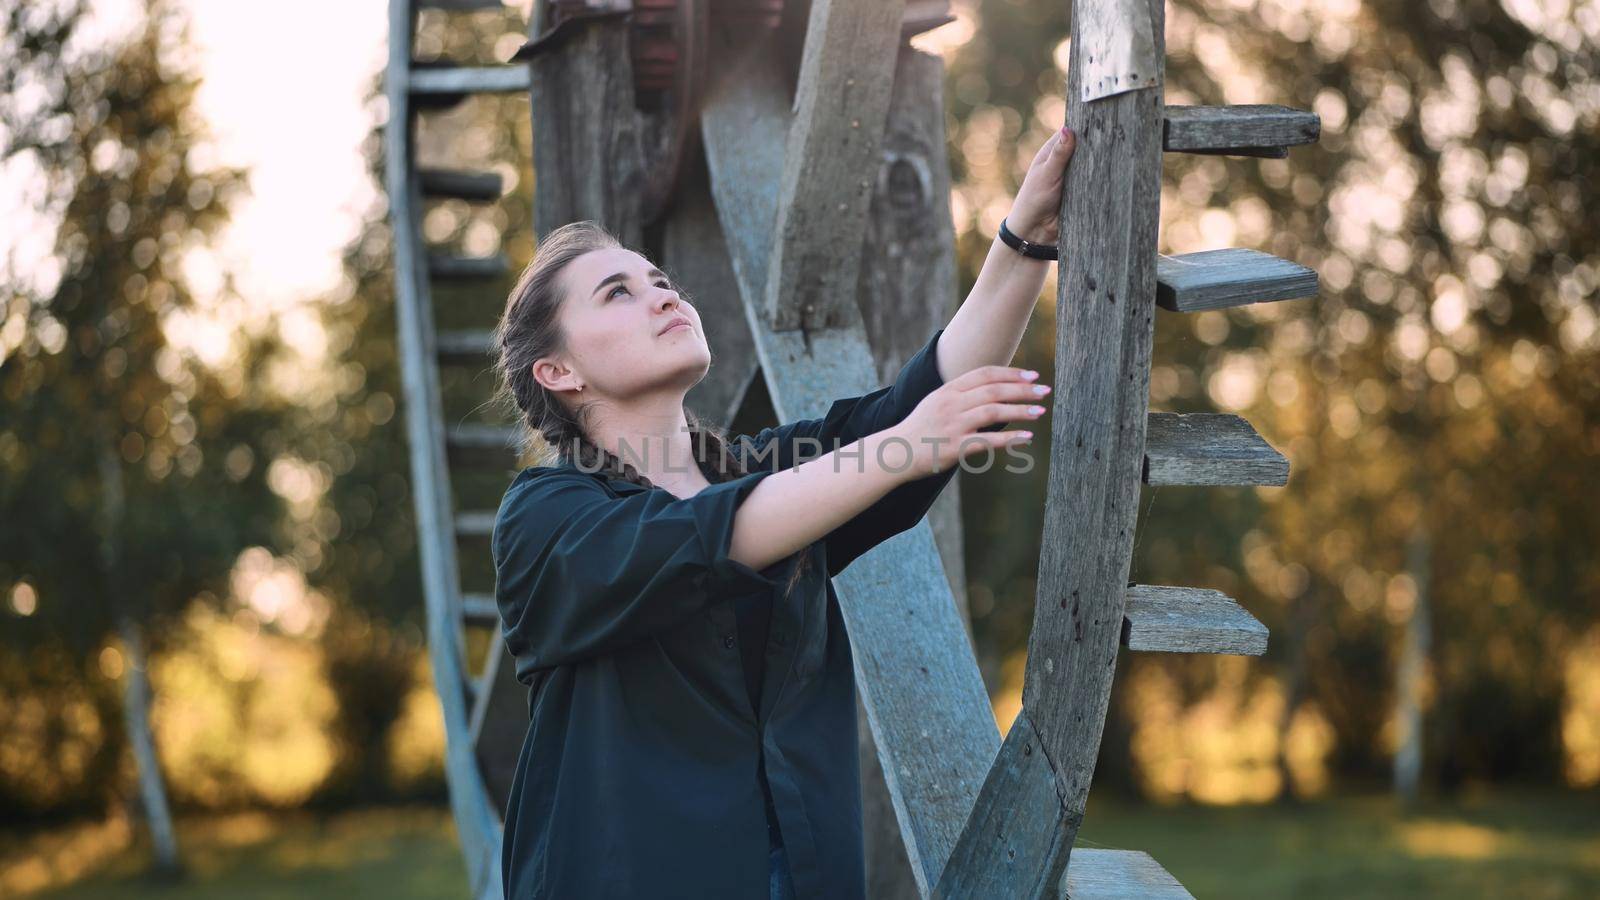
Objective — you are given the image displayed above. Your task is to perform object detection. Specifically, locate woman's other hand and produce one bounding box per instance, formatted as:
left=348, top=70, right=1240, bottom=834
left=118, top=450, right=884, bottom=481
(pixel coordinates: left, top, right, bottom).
left=886, top=365, right=1048, bottom=477
left=1005, top=123, right=1078, bottom=245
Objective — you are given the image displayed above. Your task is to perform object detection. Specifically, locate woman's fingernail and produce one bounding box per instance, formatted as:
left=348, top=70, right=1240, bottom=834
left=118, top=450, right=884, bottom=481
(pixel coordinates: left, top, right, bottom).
left=1022, top=370, right=1039, bottom=380
left=1033, top=384, right=1051, bottom=395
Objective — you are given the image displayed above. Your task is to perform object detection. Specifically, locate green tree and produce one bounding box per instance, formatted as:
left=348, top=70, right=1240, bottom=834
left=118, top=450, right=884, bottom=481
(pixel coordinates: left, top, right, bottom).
left=0, top=0, right=289, bottom=856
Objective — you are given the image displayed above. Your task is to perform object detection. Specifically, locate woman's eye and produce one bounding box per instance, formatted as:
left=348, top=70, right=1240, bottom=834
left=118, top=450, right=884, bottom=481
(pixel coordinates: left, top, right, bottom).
left=608, top=284, right=627, bottom=299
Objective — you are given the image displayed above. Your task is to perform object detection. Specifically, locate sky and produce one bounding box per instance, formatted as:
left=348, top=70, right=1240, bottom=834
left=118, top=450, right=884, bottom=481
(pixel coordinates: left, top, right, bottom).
left=178, top=0, right=389, bottom=308
left=1, top=0, right=392, bottom=366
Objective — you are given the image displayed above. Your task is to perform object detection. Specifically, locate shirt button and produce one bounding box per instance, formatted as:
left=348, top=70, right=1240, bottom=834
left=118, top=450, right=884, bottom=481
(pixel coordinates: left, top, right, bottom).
left=722, top=634, right=736, bottom=649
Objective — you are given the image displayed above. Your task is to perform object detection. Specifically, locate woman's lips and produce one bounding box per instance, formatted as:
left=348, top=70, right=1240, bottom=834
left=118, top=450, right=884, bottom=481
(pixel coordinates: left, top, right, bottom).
left=661, top=320, right=692, bottom=335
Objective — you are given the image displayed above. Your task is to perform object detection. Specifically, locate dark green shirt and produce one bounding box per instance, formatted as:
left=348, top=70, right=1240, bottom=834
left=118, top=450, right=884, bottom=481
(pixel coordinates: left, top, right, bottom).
left=492, top=327, right=999, bottom=899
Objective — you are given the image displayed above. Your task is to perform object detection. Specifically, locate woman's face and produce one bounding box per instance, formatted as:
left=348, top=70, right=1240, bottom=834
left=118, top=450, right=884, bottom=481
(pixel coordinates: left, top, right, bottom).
left=542, top=246, right=710, bottom=403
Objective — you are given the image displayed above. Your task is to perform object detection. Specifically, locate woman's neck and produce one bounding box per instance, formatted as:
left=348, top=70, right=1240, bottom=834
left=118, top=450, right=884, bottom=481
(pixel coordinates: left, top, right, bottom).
left=588, top=399, right=708, bottom=497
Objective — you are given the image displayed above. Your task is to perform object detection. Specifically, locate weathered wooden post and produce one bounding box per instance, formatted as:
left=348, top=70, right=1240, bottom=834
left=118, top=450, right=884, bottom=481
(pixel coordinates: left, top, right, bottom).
left=933, top=0, right=1319, bottom=894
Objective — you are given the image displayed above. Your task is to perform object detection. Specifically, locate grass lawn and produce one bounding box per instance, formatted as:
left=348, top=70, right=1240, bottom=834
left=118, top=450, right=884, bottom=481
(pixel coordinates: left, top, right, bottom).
left=8, top=789, right=1598, bottom=898
left=1080, top=788, right=1600, bottom=898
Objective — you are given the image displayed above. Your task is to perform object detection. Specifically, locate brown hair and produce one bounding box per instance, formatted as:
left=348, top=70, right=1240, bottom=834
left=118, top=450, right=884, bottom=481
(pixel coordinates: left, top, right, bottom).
left=492, top=219, right=810, bottom=598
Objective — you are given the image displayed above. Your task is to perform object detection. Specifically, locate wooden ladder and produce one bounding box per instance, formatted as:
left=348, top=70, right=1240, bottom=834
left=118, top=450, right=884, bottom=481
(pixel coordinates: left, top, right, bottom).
left=384, top=1, right=532, bottom=897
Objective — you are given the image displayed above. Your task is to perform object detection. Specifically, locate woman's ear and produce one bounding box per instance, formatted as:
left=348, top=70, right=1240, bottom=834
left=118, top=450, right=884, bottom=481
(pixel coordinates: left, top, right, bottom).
left=532, top=357, right=583, bottom=394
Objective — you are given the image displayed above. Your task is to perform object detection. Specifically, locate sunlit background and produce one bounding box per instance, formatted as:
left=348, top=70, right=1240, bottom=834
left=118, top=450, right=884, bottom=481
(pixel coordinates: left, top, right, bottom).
left=2, top=0, right=1597, bottom=896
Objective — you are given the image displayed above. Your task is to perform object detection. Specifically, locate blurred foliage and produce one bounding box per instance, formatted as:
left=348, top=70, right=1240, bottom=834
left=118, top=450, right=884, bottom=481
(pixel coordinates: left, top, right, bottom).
left=955, top=0, right=1599, bottom=797
left=0, top=0, right=290, bottom=823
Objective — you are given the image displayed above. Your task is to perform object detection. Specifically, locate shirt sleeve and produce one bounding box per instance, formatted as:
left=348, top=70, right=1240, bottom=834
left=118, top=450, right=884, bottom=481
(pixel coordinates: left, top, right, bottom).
left=492, top=467, right=796, bottom=671
left=729, top=326, right=1011, bottom=579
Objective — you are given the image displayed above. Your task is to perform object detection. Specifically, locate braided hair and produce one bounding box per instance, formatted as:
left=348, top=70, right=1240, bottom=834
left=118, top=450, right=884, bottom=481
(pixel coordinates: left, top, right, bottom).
left=492, top=220, right=810, bottom=599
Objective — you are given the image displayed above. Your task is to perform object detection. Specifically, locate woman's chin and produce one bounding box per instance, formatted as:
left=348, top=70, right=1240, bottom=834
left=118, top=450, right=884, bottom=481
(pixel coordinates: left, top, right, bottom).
left=659, top=343, right=712, bottom=382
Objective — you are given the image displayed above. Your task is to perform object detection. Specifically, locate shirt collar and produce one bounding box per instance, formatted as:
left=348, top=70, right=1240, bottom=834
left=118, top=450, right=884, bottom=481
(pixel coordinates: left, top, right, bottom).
left=547, top=455, right=649, bottom=494
left=544, top=454, right=734, bottom=496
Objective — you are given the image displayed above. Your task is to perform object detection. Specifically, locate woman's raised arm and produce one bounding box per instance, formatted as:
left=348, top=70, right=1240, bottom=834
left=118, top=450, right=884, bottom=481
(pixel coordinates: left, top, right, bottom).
left=936, top=123, right=1076, bottom=381
left=725, top=363, right=1045, bottom=573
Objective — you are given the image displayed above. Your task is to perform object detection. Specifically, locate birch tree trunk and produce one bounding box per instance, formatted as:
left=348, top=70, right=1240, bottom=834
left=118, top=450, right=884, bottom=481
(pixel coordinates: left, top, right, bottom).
left=99, top=433, right=181, bottom=874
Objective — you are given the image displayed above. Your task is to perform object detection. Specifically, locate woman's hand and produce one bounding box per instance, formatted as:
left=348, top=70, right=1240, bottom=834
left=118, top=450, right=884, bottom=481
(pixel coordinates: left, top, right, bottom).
left=1005, top=123, right=1078, bottom=245
left=885, top=366, right=1050, bottom=477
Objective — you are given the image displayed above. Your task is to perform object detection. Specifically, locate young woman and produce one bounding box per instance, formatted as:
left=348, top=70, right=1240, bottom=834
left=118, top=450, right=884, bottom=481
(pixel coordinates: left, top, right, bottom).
left=490, top=123, right=1076, bottom=899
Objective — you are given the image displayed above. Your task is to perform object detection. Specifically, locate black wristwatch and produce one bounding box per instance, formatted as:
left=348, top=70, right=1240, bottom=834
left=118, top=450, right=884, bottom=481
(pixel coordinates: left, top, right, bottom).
left=998, top=217, right=1058, bottom=260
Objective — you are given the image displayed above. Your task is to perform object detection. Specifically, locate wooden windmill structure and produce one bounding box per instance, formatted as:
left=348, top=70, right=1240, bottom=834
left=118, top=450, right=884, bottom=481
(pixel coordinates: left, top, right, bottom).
left=384, top=0, right=1320, bottom=897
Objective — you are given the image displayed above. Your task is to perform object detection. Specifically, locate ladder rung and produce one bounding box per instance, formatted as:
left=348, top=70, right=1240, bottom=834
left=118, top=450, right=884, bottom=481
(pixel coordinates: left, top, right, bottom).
left=447, top=423, right=520, bottom=452
left=419, top=0, right=506, bottom=10
left=409, top=65, right=530, bottom=110
left=437, top=328, right=495, bottom=361
left=1155, top=248, right=1317, bottom=312
left=461, top=592, right=499, bottom=625
left=420, top=168, right=503, bottom=202
left=1122, top=585, right=1268, bottom=656
left=1066, top=848, right=1194, bottom=900
left=1163, top=104, right=1319, bottom=156
left=455, top=510, right=496, bottom=538
left=444, top=422, right=518, bottom=461
left=902, top=0, right=955, bottom=36
left=428, top=253, right=509, bottom=281
left=1144, top=412, right=1288, bottom=487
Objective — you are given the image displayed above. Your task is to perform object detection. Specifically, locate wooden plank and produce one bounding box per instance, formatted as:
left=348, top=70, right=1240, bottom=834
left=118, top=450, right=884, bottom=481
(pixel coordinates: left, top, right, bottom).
left=526, top=18, right=646, bottom=246
left=931, top=711, right=1071, bottom=898
left=1164, top=104, right=1319, bottom=155
left=1065, top=850, right=1194, bottom=900
left=428, top=253, right=509, bottom=281
left=1143, top=412, right=1288, bottom=487
left=762, top=0, right=908, bottom=332
left=1122, top=584, right=1268, bottom=656
left=436, top=328, right=495, bottom=361
left=940, top=0, right=1168, bottom=891
left=1155, top=247, right=1318, bottom=312
left=420, top=167, right=503, bottom=201
left=702, top=39, right=999, bottom=895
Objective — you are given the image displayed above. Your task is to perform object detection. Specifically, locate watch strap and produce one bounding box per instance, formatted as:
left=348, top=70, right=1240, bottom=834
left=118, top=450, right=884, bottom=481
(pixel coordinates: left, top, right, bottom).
left=998, top=217, right=1058, bottom=260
